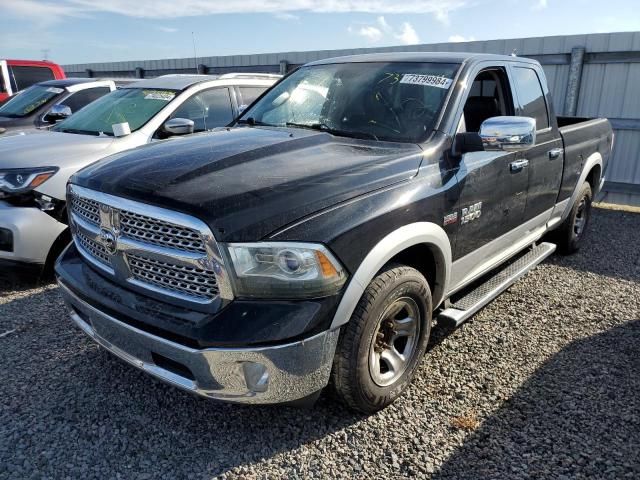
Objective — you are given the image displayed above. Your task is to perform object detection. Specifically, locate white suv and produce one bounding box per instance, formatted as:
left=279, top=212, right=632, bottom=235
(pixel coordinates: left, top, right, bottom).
left=0, top=73, right=280, bottom=274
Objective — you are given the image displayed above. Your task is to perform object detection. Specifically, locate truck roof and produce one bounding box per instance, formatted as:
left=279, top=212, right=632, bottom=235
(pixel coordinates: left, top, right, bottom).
left=308, top=51, right=539, bottom=66
left=37, top=78, right=103, bottom=88
left=122, top=73, right=279, bottom=91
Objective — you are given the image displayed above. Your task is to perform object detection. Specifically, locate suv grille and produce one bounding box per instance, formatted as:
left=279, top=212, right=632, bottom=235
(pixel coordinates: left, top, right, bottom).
left=68, top=185, right=227, bottom=305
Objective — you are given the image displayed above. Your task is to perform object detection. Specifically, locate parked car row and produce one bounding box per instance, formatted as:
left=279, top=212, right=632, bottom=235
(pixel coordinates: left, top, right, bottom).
left=0, top=72, right=279, bottom=273
left=0, top=59, right=66, bottom=103
left=2, top=53, right=613, bottom=413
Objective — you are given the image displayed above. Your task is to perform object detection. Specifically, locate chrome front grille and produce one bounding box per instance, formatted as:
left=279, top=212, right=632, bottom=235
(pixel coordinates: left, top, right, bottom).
left=119, top=209, right=206, bottom=254
left=128, top=254, right=219, bottom=300
left=68, top=184, right=232, bottom=306
left=70, top=194, right=100, bottom=226
left=76, top=231, right=112, bottom=266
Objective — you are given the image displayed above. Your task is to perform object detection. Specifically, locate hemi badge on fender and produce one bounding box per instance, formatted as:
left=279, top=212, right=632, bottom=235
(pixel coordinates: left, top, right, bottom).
left=443, top=212, right=458, bottom=226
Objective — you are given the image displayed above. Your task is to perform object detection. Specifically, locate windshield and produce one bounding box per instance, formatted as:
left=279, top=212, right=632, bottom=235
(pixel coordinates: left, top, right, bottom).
left=0, top=85, right=62, bottom=118
left=238, top=62, right=459, bottom=143
left=53, top=88, right=178, bottom=136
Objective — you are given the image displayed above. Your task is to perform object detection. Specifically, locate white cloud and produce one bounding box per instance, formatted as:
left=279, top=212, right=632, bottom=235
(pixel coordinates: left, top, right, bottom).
left=349, top=17, right=421, bottom=45
left=395, top=22, right=420, bottom=45
left=6, top=0, right=468, bottom=20
left=355, top=26, right=383, bottom=42
left=448, top=34, right=476, bottom=42
left=377, top=16, right=392, bottom=33
left=533, top=0, right=548, bottom=10
left=156, top=26, right=178, bottom=33
left=273, top=12, right=300, bottom=20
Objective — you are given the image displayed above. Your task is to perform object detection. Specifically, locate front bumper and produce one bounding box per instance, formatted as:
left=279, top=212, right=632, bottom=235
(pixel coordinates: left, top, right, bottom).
left=0, top=201, right=67, bottom=265
left=58, top=279, right=340, bottom=404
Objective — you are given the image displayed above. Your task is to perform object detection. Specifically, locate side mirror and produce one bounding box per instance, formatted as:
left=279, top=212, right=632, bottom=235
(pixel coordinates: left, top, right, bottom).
left=163, top=117, right=195, bottom=136
left=43, top=104, right=72, bottom=124
left=479, top=116, right=536, bottom=152
left=452, top=132, right=484, bottom=157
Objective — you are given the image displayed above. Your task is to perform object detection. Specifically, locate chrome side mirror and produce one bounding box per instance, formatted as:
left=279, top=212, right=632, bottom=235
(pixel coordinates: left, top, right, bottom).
left=43, top=104, right=72, bottom=123
left=479, top=116, right=536, bottom=152
left=163, top=117, right=195, bottom=136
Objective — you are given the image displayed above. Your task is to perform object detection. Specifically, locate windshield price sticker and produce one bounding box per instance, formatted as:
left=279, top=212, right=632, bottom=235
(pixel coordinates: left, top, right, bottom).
left=143, top=90, right=175, bottom=101
left=46, top=87, right=64, bottom=94
left=400, top=74, right=453, bottom=89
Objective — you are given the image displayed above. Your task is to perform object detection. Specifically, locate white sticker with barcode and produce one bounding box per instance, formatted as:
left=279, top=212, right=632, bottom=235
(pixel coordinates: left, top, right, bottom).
left=400, top=74, right=453, bottom=89
left=143, top=91, right=175, bottom=101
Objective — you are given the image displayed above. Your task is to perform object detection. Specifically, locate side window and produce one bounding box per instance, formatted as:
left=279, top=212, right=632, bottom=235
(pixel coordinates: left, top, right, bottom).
left=511, top=67, right=549, bottom=130
left=239, top=86, right=265, bottom=107
left=462, top=69, right=513, bottom=133
left=10, top=66, right=55, bottom=91
left=62, top=87, right=111, bottom=113
left=172, top=88, right=234, bottom=132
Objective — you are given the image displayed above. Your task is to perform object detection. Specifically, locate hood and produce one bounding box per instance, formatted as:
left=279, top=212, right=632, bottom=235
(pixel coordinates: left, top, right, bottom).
left=0, top=130, right=114, bottom=169
left=73, top=126, right=424, bottom=241
left=0, top=115, right=33, bottom=137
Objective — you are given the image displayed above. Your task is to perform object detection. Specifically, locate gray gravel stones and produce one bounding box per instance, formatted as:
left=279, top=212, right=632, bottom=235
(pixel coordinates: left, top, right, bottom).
left=1, top=207, right=639, bottom=479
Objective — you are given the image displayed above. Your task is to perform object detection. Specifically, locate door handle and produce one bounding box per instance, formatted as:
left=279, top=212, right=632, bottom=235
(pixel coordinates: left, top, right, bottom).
left=548, top=148, right=563, bottom=159
left=509, top=159, right=529, bottom=172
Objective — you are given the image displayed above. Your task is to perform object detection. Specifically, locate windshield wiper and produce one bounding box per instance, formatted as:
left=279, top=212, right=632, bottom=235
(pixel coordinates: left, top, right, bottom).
left=236, top=117, right=274, bottom=127
left=285, top=122, right=378, bottom=141
left=57, top=128, right=99, bottom=136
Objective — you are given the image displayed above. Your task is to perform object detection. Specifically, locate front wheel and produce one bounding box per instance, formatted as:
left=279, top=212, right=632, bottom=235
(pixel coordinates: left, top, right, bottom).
left=552, top=181, right=593, bottom=254
left=331, top=264, right=432, bottom=414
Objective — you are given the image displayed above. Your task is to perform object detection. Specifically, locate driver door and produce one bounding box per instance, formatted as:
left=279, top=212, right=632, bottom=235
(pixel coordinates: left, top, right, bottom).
left=452, top=66, right=529, bottom=261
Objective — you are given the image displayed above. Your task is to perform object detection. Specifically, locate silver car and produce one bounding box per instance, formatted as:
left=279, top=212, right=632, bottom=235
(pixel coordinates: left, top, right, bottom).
left=0, top=73, right=279, bottom=274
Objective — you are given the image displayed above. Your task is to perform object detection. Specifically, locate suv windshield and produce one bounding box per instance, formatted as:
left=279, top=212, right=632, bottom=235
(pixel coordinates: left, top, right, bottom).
left=0, top=85, right=62, bottom=118
left=238, top=62, right=459, bottom=143
left=53, top=88, right=178, bottom=136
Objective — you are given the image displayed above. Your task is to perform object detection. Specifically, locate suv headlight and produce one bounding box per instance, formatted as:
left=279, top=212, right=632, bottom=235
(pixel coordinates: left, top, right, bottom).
left=0, top=167, right=58, bottom=194
left=226, top=242, right=347, bottom=298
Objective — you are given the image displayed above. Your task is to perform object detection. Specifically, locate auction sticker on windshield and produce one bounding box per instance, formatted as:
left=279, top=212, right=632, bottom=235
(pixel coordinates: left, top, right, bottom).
left=143, top=90, right=175, bottom=101
left=400, top=74, right=453, bottom=89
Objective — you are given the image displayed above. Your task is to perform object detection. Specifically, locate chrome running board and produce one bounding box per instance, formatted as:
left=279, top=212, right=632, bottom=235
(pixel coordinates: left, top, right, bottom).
left=437, top=242, right=556, bottom=327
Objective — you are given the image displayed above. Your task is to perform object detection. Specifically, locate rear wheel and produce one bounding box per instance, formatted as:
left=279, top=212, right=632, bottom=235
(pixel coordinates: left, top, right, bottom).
left=332, top=264, right=432, bottom=413
left=553, top=181, right=592, bottom=254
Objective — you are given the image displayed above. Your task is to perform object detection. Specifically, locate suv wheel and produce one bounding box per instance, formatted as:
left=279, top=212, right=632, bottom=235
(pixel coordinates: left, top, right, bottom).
left=553, top=181, right=593, bottom=254
left=332, top=264, right=432, bottom=413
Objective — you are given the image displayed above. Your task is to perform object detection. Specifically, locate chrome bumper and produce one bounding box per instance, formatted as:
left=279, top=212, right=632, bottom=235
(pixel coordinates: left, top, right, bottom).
left=58, top=280, right=340, bottom=404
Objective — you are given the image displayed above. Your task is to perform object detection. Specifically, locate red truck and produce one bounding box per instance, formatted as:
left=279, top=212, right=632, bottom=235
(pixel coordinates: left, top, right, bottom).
left=0, top=60, right=66, bottom=102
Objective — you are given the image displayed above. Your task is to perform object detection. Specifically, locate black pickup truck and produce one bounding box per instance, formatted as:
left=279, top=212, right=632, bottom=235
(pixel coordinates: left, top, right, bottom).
left=56, top=53, right=613, bottom=413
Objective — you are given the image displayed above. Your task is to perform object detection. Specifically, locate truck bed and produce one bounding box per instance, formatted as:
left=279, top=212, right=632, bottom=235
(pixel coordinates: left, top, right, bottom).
left=556, top=116, right=613, bottom=203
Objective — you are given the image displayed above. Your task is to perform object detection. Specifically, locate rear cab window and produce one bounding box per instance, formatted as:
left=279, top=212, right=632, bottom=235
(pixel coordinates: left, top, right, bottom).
left=10, top=66, right=55, bottom=91
left=511, top=66, right=550, bottom=131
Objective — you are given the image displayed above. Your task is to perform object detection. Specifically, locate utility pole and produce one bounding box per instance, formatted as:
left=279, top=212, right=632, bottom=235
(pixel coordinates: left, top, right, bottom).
left=191, top=32, right=198, bottom=73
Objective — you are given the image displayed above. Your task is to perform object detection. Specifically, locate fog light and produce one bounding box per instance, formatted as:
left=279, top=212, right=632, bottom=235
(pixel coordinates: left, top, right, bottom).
left=242, top=362, right=269, bottom=393
left=0, top=228, right=12, bottom=252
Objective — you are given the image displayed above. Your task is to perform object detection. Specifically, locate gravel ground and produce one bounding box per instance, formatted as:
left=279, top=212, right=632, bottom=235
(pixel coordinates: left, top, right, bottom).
left=1, top=206, right=639, bottom=480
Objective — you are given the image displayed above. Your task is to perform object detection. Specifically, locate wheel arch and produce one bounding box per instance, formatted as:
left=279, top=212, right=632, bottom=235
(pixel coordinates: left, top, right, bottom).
left=561, top=151, right=603, bottom=223
left=330, top=222, right=452, bottom=329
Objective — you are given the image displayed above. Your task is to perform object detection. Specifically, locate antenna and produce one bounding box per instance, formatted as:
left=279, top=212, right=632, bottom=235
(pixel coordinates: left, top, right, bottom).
left=191, top=31, right=198, bottom=73
left=42, top=48, right=50, bottom=61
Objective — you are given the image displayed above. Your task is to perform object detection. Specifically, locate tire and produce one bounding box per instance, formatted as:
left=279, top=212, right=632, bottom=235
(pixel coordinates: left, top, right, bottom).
left=331, top=264, right=432, bottom=414
left=552, top=181, right=593, bottom=255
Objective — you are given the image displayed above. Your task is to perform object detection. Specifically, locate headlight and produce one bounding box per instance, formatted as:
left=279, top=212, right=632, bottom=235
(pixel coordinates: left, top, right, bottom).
left=226, top=242, right=347, bottom=298
left=0, top=167, right=58, bottom=194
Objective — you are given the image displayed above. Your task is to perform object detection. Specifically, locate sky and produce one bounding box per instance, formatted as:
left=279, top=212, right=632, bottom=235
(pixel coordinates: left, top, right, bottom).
left=2, top=0, right=640, bottom=65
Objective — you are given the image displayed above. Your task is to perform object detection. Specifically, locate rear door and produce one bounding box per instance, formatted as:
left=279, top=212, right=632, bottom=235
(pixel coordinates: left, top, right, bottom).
left=510, top=64, right=563, bottom=221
